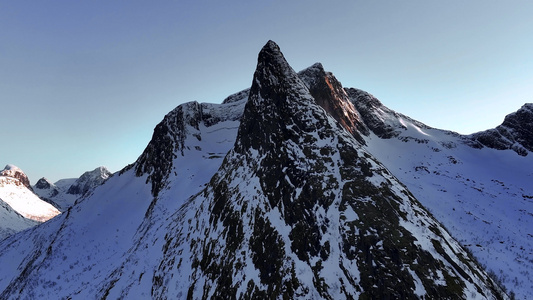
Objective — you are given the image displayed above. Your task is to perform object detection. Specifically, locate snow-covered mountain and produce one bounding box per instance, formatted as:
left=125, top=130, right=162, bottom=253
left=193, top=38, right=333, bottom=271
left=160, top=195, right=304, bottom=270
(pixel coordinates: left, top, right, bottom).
left=0, top=40, right=527, bottom=298
left=67, top=166, right=112, bottom=196
left=0, top=165, right=60, bottom=240
left=296, top=66, right=532, bottom=298
left=33, top=166, right=112, bottom=211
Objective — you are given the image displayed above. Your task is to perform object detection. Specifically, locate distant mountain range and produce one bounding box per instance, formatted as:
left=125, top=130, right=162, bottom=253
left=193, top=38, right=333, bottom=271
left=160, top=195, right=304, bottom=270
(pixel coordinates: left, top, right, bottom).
left=0, top=165, right=111, bottom=240
left=0, top=41, right=530, bottom=299
left=33, top=166, right=112, bottom=211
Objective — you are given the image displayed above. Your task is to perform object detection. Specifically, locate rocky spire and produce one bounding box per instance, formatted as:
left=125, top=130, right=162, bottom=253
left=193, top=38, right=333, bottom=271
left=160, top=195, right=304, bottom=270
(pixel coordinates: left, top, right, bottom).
left=236, top=40, right=321, bottom=152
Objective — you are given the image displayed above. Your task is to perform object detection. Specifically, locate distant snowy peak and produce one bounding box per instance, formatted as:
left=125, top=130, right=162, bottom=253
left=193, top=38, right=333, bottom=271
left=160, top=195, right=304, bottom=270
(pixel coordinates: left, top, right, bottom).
left=34, top=177, right=54, bottom=190
left=67, top=166, right=112, bottom=196
left=0, top=165, right=32, bottom=190
left=0, top=166, right=59, bottom=234
left=34, top=177, right=60, bottom=199
left=33, top=168, right=111, bottom=212
left=471, top=103, right=533, bottom=155
left=0, top=174, right=60, bottom=223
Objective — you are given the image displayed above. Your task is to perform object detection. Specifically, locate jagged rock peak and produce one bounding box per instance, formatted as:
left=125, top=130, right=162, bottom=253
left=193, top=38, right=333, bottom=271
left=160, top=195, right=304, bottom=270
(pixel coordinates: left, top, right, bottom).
left=298, top=63, right=369, bottom=142
left=252, top=40, right=308, bottom=94
left=236, top=40, right=317, bottom=152
left=500, top=103, right=533, bottom=150
left=471, top=102, right=533, bottom=155
left=262, top=39, right=282, bottom=56
left=67, top=166, right=112, bottom=196
left=297, top=62, right=325, bottom=84
left=34, top=177, right=54, bottom=190
left=0, top=164, right=31, bottom=189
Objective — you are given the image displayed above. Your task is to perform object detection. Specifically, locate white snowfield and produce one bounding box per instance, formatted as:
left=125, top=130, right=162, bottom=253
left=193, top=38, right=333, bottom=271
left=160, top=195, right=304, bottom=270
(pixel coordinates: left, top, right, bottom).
left=0, top=176, right=60, bottom=223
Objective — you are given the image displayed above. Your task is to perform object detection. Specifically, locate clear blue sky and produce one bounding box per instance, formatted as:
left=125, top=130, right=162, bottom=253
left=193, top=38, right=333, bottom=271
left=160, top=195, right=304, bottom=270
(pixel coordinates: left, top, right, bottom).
left=1, top=1, right=532, bottom=183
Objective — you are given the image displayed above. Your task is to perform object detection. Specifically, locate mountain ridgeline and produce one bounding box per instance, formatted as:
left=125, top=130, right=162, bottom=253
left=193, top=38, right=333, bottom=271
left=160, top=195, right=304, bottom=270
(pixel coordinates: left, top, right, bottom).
left=1, top=40, right=529, bottom=298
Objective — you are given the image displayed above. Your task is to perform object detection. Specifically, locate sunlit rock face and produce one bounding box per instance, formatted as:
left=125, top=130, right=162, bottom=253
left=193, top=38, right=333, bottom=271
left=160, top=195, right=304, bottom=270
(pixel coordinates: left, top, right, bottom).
left=1, top=165, right=32, bottom=190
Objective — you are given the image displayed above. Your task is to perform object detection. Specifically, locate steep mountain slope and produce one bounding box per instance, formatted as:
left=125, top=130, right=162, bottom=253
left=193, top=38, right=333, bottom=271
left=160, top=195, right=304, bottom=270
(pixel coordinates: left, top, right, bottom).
left=0, top=41, right=506, bottom=299
left=295, top=62, right=532, bottom=298
left=332, top=89, right=532, bottom=298
left=0, top=198, right=37, bottom=241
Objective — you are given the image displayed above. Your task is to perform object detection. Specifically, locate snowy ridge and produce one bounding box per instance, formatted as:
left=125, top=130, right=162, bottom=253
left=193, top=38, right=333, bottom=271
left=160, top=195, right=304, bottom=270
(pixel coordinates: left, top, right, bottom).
left=471, top=103, right=533, bottom=155
left=133, top=98, right=244, bottom=197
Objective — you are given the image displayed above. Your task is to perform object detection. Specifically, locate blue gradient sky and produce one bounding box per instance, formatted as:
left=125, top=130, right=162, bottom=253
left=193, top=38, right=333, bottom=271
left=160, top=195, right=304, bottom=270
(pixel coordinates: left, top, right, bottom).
left=2, top=1, right=532, bottom=183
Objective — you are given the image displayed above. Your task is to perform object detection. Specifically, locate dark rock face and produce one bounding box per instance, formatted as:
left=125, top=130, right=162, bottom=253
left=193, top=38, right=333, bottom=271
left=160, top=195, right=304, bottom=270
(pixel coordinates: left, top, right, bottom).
left=0, top=165, right=32, bottom=190
left=34, top=178, right=52, bottom=190
left=34, top=178, right=59, bottom=198
left=345, top=88, right=409, bottom=139
left=472, top=103, right=533, bottom=155
left=134, top=102, right=202, bottom=196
